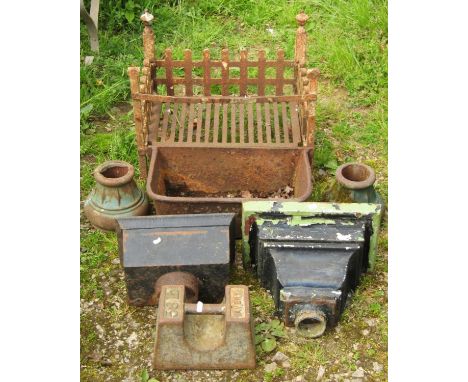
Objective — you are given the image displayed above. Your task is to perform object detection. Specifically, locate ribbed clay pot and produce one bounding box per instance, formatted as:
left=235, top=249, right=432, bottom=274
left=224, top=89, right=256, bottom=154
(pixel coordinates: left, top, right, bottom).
left=84, top=160, right=149, bottom=231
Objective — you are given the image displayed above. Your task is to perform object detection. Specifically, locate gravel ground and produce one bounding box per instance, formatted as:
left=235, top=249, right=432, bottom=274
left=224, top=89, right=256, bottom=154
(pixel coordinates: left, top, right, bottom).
left=80, top=206, right=387, bottom=382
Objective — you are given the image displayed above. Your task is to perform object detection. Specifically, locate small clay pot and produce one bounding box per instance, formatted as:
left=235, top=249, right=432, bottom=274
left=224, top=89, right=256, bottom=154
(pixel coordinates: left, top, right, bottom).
left=84, top=160, right=149, bottom=231
left=335, top=163, right=378, bottom=203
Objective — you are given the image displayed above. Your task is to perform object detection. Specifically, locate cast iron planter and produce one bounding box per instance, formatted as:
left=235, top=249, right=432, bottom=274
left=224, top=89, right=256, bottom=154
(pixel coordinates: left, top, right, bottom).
left=84, top=160, right=149, bottom=231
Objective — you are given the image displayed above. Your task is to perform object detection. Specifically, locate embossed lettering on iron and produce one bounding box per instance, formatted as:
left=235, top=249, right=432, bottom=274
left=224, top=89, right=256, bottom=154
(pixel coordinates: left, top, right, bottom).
left=164, top=287, right=182, bottom=319
left=230, top=287, right=246, bottom=319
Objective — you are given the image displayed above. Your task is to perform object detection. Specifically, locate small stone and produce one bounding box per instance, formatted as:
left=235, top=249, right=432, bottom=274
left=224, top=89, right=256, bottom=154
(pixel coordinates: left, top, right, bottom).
left=126, top=332, right=138, bottom=348
left=95, top=324, right=104, bottom=337
left=272, top=351, right=289, bottom=363
left=317, top=365, right=326, bottom=380
left=114, top=340, right=124, bottom=348
left=100, top=359, right=112, bottom=366
left=84, top=56, right=94, bottom=65
left=282, top=361, right=291, bottom=368
left=241, top=190, right=252, bottom=198
left=365, top=318, right=377, bottom=327
left=352, top=368, right=365, bottom=378
left=264, top=362, right=277, bottom=373
left=353, top=343, right=360, bottom=351
left=362, top=329, right=370, bottom=336
left=89, top=351, right=101, bottom=362
left=318, top=169, right=327, bottom=176
left=295, top=376, right=304, bottom=382
left=372, top=362, right=383, bottom=373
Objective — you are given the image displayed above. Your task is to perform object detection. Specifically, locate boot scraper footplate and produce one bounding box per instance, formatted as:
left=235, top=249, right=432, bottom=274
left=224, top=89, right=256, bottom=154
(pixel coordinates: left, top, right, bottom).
left=153, top=285, right=255, bottom=370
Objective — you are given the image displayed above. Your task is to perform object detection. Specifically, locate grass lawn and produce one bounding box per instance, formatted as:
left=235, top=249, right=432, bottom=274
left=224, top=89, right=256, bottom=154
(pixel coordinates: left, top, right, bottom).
left=80, top=1, right=388, bottom=381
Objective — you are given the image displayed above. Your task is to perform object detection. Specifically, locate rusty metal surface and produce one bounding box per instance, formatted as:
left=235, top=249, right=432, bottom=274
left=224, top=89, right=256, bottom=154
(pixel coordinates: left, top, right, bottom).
left=83, top=160, right=149, bottom=231
left=147, top=99, right=303, bottom=148
left=128, top=11, right=319, bottom=178
left=146, top=146, right=312, bottom=237
left=153, top=285, right=255, bottom=370
left=153, top=271, right=199, bottom=305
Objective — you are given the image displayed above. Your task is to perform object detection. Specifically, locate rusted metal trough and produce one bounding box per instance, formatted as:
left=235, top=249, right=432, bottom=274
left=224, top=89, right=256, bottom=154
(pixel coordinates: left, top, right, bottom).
left=129, top=11, right=319, bottom=237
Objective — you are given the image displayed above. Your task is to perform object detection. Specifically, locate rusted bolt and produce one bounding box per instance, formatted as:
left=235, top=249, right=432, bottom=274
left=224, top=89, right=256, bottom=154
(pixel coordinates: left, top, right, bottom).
left=294, top=309, right=327, bottom=338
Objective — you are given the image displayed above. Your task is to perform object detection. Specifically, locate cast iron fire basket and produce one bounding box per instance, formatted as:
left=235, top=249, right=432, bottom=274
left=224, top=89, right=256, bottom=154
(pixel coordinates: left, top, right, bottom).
left=128, top=10, right=319, bottom=236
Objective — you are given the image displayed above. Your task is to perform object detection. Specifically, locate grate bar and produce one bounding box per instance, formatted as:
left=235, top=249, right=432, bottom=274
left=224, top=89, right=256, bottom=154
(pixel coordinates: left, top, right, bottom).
left=213, top=103, right=220, bottom=144
left=239, top=103, right=245, bottom=144
left=204, top=103, right=212, bottom=143
left=187, top=103, right=195, bottom=143
left=264, top=102, right=272, bottom=143
left=247, top=103, right=254, bottom=143
left=222, top=103, right=228, bottom=143
left=169, top=102, right=177, bottom=141
left=160, top=103, right=170, bottom=142
left=196, top=103, right=203, bottom=143
left=231, top=103, right=237, bottom=143
left=151, top=100, right=302, bottom=147
left=178, top=103, right=187, bottom=143
left=256, top=103, right=263, bottom=144
left=290, top=101, right=301, bottom=144
left=281, top=102, right=290, bottom=143
left=273, top=102, right=281, bottom=143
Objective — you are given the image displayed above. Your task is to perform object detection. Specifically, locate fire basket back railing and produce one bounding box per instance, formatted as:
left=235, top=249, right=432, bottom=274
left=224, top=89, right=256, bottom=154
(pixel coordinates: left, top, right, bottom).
left=128, top=10, right=319, bottom=178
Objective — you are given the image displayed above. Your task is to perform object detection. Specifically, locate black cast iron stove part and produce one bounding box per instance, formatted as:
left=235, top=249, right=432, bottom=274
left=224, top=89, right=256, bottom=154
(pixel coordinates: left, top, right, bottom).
left=116, top=213, right=236, bottom=306
left=249, top=218, right=372, bottom=337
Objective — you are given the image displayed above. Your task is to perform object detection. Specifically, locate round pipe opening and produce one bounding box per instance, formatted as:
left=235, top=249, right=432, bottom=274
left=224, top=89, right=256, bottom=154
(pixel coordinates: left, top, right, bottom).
left=336, top=162, right=376, bottom=190
left=94, top=160, right=135, bottom=186
left=100, top=165, right=129, bottom=179
left=295, top=310, right=327, bottom=338
left=342, top=164, right=370, bottom=182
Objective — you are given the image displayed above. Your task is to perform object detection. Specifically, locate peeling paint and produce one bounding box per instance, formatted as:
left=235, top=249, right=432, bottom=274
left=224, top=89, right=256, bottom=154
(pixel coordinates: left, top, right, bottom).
left=336, top=233, right=352, bottom=241
left=242, top=201, right=384, bottom=271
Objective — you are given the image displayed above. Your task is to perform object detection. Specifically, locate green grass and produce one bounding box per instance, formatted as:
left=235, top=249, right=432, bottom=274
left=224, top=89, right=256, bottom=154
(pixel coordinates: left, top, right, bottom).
left=80, top=1, right=387, bottom=381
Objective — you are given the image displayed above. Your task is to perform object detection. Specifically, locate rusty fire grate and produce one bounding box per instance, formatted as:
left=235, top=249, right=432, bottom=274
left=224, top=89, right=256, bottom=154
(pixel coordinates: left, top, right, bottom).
left=128, top=10, right=319, bottom=177
left=148, top=99, right=302, bottom=147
